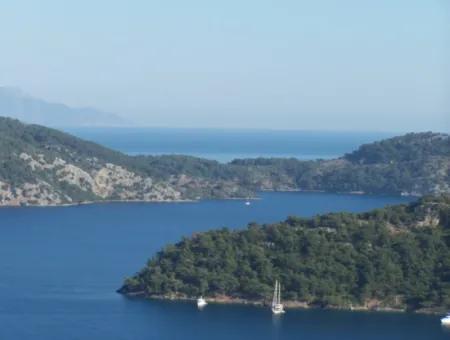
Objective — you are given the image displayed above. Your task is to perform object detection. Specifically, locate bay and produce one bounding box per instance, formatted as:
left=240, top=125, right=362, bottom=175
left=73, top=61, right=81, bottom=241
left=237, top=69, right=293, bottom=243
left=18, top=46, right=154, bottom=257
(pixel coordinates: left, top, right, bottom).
left=0, top=192, right=447, bottom=339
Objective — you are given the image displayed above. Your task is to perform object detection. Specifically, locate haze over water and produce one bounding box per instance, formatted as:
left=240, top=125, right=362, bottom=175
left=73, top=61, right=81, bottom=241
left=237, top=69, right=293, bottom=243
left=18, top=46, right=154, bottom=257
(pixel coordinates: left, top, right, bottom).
left=65, top=128, right=394, bottom=162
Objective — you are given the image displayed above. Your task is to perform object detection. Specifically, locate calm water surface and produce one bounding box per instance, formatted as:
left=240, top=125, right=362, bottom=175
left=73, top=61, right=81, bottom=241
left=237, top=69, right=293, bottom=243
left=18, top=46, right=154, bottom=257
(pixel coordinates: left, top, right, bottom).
left=64, top=128, right=394, bottom=162
left=0, top=192, right=447, bottom=339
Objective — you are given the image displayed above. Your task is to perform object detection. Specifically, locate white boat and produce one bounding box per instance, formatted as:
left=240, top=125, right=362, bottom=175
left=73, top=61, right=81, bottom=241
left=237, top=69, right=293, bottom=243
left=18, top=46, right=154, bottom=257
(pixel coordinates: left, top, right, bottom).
left=245, top=201, right=251, bottom=206
left=441, top=313, right=450, bottom=326
left=197, top=296, right=207, bottom=308
left=271, top=280, right=285, bottom=314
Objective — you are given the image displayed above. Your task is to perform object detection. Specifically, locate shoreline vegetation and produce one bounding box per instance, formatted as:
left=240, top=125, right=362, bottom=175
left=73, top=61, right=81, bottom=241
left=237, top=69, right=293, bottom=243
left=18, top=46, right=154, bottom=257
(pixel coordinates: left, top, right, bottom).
left=0, top=117, right=449, bottom=206
left=0, top=189, right=414, bottom=208
left=121, top=293, right=428, bottom=314
left=118, top=195, right=450, bottom=315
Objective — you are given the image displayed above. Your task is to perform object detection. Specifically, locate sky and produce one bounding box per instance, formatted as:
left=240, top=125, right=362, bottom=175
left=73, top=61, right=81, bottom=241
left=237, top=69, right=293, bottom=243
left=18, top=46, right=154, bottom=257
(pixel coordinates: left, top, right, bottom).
left=0, top=0, right=449, bottom=132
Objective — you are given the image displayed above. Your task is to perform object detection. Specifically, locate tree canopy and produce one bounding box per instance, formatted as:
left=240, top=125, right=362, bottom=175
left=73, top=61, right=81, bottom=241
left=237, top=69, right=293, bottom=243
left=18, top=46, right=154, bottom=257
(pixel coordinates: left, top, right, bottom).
left=119, top=195, right=450, bottom=312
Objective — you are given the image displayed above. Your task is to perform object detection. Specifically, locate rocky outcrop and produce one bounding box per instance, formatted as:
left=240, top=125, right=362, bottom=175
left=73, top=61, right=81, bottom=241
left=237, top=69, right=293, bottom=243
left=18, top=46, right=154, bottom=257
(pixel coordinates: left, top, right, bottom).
left=4, top=152, right=185, bottom=206
left=1, top=118, right=448, bottom=206
left=0, top=180, right=67, bottom=206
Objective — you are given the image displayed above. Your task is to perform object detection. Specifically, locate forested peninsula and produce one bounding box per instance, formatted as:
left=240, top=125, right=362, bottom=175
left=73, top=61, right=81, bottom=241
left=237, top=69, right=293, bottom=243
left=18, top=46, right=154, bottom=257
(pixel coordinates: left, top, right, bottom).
left=0, top=116, right=449, bottom=206
left=118, top=195, right=450, bottom=314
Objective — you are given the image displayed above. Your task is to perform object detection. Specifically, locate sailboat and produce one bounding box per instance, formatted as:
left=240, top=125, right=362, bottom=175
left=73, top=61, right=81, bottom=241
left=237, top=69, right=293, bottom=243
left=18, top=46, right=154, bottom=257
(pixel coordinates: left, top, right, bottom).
left=197, top=296, right=207, bottom=308
left=271, top=280, right=285, bottom=314
left=441, top=313, right=450, bottom=326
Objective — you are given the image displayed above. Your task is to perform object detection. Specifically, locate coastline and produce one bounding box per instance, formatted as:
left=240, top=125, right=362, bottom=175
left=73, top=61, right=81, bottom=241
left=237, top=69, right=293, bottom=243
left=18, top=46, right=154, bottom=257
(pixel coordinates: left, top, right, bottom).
left=0, top=198, right=198, bottom=208
left=0, top=190, right=418, bottom=208
left=0, top=195, right=263, bottom=208
left=119, top=292, right=443, bottom=315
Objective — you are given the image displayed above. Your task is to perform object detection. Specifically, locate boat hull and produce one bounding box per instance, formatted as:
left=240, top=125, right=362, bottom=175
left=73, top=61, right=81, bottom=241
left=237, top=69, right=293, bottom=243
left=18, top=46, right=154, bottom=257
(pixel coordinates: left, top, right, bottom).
left=272, top=304, right=285, bottom=315
left=197, top=297, right=207, bottom=308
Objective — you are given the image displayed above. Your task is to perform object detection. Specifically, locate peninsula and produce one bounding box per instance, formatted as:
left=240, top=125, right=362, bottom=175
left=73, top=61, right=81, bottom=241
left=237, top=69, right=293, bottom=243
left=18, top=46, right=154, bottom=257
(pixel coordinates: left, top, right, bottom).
left=118, top=195, right=450, bottom=314
left=0, top=116, right=448, bottom=206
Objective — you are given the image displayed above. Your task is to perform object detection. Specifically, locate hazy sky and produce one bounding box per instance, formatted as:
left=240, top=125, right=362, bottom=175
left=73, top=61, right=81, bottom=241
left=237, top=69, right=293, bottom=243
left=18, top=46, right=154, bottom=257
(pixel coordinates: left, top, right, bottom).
left=1, top=0, right=449, bottom=131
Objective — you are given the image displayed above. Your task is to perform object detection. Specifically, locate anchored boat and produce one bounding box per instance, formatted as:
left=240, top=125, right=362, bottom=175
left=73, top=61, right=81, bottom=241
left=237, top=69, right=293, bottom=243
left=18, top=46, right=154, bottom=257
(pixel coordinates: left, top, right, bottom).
left=441, top=313, right=450, bottom=326
left=197, top=296, right=207, bottom=308
left=271, top=280, right=285, bottom=314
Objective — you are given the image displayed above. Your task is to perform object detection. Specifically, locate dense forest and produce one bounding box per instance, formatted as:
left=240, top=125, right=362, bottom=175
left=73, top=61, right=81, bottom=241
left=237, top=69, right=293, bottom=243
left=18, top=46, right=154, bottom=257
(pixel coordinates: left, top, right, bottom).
left=119, top=195, right=450, bottom=313
left=230, top=131, right=450, bottom=195
left=0, top=117, right=448, bottom=205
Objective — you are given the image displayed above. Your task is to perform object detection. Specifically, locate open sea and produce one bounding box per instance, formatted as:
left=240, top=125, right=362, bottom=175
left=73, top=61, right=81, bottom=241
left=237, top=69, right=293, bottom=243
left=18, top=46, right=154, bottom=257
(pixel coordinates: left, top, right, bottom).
left=64, top=127, right=395, bottom=162
left=1, top=129, right=448, bottom=339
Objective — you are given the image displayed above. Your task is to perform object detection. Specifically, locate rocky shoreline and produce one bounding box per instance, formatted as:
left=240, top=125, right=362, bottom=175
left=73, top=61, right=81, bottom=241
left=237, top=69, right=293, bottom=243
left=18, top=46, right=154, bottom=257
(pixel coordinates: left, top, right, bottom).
left=0, top=195, right=264, bottom=208
left=0, top=197, right=197, bottom=208
left=118, top=292, right=446, bottom=315
left=0, top=189, right=417, bottom=208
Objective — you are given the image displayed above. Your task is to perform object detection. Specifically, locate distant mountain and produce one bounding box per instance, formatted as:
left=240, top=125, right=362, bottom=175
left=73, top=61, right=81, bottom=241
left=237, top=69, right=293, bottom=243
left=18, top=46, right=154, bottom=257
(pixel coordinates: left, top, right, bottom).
left=0, top=87, right=127, bottom=127
left=0, top=117, right=448, bottom=206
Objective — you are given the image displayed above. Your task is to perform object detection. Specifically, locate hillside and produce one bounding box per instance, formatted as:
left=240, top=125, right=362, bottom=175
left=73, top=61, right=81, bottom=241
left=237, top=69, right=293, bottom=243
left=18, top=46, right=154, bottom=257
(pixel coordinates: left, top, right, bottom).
left=0, top=117, right=448, bottom=205
left=118, top=195, right=450, bottom=313
left=0, top=117, right=251, bottom=205
left=0, top=87, right=126, bottom=127
left=232, top=132, right=450, bottom=195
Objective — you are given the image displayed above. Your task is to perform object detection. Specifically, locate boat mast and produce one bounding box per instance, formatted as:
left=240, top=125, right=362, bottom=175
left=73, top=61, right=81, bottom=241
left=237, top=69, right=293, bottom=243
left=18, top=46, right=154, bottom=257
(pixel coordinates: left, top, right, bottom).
left=272, top=280, right=278, bottom=306
left=277, top=281, right=280, bottom=305
left=277, top=281, right=281, bottom=305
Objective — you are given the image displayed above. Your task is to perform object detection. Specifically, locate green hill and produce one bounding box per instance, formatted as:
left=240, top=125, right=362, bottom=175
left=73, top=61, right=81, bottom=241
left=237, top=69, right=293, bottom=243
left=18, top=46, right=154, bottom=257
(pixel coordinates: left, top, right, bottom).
left=345, top=132, right=450, bottom=164
left=0, top=116, right=448, bottom=206
left=118, top=195, right=450, bottom=313
left=0, top=117, right=250, bottom=205
left=230, top=132, right=450, bottom=195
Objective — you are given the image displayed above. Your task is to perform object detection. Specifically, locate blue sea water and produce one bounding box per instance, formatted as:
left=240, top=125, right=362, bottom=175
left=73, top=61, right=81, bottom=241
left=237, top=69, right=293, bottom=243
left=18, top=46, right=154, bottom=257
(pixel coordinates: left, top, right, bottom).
left=64, top=127, right=395, bottom=162
left=0, top=192, right=448, bottom=339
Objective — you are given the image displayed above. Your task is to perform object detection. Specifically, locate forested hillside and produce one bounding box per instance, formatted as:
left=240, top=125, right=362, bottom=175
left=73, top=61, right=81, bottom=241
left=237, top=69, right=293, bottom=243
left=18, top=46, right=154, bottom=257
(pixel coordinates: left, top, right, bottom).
left=231, top=132, right=449, bottom=195
left=0, top=117, right=251, bottom=205
left=0, top=117, right=448, bottom=205
left=119, top=195, right=450, bottom=313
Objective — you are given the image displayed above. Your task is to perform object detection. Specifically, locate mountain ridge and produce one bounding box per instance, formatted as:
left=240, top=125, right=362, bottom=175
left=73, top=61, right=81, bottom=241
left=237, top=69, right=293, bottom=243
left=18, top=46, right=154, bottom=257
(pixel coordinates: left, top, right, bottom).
left=0, top=87, right=127, bottom=127
left=0, top=116, right=448, bottom=206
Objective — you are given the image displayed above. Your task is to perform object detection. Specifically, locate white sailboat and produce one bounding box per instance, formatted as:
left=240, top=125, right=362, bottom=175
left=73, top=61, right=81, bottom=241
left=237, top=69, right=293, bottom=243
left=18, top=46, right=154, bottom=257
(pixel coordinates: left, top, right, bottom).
left=197, top=296, right=207, bottom=308
left=441, top=313, right=450, bottom=326
left=271, top=280, right=285, bottom=314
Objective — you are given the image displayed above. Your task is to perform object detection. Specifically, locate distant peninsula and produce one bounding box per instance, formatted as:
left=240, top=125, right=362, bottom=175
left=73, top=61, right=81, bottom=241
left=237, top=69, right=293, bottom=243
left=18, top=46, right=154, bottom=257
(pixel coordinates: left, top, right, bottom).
left=0, top=116, right=449, bottom=206
left=118, top=195, right=450, bottom=314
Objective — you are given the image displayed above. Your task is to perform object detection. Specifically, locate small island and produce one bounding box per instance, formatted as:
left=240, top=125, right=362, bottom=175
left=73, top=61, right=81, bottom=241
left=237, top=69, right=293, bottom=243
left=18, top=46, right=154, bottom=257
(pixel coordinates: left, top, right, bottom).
left=118, top=194, right=450, bottom=314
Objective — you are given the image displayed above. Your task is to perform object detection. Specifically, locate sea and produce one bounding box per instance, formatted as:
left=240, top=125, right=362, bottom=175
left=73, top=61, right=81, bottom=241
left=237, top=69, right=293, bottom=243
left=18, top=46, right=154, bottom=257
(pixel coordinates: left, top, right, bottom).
left=0, top=129, right=448, bottom=339
left=64, top=127, right=396, bottom=162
